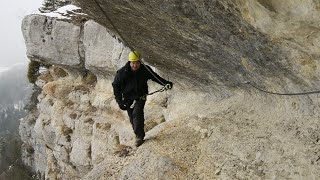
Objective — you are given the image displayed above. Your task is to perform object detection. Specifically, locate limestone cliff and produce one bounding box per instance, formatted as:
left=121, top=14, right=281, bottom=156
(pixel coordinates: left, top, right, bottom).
left=21, top=0, right=320, bottom=179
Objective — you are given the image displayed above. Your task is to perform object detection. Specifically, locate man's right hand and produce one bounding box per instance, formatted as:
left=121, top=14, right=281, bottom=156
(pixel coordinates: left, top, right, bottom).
left=118, top=101, right=127, bottom=111
left=165, top=81, right=173, bottom=90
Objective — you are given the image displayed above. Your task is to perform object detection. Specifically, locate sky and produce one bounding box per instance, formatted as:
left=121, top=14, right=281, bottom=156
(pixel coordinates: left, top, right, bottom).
left=0, top=0, right=43, bottom=67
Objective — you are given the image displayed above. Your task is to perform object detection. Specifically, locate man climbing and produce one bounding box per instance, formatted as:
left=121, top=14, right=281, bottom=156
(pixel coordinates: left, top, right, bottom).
left=112, top=51, right=173, bottom=147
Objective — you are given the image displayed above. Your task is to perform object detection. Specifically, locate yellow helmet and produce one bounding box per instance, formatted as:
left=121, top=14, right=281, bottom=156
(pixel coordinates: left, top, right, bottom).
left=129, top=51, right=142, bottom=62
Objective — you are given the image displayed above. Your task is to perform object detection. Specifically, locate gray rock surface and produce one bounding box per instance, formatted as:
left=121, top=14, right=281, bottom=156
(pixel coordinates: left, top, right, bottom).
left=83, top=20, right=130, bottom=75
left=73, top=0, right=320, bottom=91
left=20, top=1, right=320, bottom=179
left=22, top=15, right=82, bottom=67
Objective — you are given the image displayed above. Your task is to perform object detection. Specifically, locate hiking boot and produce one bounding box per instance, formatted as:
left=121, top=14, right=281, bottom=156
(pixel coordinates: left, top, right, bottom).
left=135, top=137, right=145, bottom=147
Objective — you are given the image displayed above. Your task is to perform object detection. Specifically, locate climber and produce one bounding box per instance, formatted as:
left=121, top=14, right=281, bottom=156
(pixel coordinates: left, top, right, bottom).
left=112, top=51, right=173, bottom=147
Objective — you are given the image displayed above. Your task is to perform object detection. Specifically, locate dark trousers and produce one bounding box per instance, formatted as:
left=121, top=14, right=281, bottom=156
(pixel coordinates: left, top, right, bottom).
left=127, top=100, right=146, bottom=139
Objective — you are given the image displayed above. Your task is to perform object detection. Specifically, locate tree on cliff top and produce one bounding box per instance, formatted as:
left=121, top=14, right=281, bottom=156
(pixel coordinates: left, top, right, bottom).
left=39, top=0, right=72, bottom=13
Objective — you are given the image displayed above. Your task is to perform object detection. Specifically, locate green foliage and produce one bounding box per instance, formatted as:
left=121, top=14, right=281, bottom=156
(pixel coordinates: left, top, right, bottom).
left=39, top=0, right=72, bottom=13
left=27, top=61, right=40, bottom=84
left=27, top=61, right=51, bottom=84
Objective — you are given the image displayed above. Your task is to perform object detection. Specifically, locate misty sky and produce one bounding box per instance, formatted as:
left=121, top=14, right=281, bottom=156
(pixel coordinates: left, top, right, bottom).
left=0, top=0, right=43, bottom=67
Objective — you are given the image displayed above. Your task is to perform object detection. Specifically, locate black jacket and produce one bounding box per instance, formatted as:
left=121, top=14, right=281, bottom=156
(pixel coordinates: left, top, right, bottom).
left=112, top=62, right=169, bottom=103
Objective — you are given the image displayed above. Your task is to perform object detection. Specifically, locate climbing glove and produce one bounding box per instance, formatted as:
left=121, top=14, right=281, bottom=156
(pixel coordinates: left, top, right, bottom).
left=117, top=99, right=127, bottom=111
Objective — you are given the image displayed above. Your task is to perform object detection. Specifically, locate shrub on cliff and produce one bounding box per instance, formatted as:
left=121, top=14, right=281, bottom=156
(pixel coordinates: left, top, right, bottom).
left=27, top=61, right=50, bottom=84
left=27, top=61, right=40, bottom=84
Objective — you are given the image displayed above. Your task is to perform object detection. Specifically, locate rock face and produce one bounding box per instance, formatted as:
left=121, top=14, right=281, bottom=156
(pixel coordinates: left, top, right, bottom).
left=73, top=0, right=320, bottom=90
left=22, top=15, right=82, bottom=67
left=20, top=0, right=320, bottom=179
